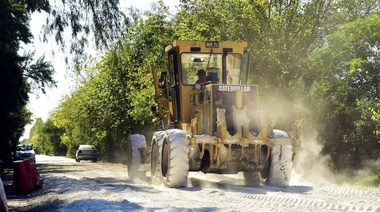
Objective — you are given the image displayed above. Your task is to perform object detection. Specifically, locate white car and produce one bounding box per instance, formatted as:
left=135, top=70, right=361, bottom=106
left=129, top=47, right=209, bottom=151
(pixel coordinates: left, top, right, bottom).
left=75, top=145, right=99, bottom=162
left=15, top=144, right=36, bottom=162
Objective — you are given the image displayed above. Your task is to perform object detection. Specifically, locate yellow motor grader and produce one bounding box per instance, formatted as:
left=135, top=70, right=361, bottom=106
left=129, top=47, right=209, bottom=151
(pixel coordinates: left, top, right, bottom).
left=126, top=40, right=302, bottom=187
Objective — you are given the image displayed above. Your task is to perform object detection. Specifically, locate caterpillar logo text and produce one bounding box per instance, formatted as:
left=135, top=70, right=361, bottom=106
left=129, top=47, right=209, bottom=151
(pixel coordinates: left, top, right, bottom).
left=217, top=85, right=252, bottom=92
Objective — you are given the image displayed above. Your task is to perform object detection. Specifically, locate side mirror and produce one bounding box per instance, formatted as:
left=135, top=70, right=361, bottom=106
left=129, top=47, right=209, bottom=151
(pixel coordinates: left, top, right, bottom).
left=158, top=72, right=167, bottom=88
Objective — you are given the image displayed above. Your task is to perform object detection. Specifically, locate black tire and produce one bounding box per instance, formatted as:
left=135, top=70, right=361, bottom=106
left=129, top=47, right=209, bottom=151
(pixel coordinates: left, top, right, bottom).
left=75, top=158, right=80, bottom=163
left=243, top=172, right=261, bottom=186
left=151, top=131, right=165, bottom=184
left=260, top=146, right=270, bottom=180
left=161, top=129, right=189, bottom=188
left=92, top=159, right=97, bottom=163
left=127, top=134, right=146, bottom=180
left=265, top=129, right=294, bottom=187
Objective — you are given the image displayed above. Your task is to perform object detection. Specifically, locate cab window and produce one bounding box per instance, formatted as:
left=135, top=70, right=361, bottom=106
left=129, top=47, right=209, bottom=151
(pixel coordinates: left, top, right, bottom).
left=180, top=53, right=242, bottom=85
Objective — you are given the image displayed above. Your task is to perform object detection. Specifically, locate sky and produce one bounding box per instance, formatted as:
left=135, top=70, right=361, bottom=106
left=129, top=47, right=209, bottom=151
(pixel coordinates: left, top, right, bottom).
left=21, top=0, right=179, bottom=140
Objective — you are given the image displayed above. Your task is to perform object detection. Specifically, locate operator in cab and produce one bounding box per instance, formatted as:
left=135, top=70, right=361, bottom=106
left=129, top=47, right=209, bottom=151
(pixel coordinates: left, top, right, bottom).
left=196, top=69, right=207, bottom=84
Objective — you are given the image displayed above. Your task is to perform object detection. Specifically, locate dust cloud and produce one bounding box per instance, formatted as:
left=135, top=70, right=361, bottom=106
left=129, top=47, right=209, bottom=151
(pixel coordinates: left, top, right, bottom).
left=290, top=131, right=337, bottom=186
left=258, top=92, right=341, bottom=186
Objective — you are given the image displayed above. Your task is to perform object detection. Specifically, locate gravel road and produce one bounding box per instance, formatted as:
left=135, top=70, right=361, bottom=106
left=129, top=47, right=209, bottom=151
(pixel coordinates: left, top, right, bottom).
left=4, top=155, right=380, bottom=211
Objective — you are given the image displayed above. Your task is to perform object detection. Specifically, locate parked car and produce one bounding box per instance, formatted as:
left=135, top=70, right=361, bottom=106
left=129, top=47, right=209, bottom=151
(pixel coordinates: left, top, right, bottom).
left=75, top=145, right=99, bottom=162
left=15, top=144, right=36, bottom=162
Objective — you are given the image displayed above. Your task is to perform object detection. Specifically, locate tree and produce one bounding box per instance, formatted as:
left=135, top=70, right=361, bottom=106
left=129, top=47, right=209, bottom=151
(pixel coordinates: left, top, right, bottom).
left=41, top=119, right=66, bottom=155
left=0, top=1, right=52, bottom=167
left=0, top=0, right=131, bottom=167
left=372, top=104, right=380, bottom=136
left=175, top=1, right=380, bottom=171
left=52, top=2, right=175, bottom=161
left=28, top=118, right=44, bottom=147
left=308, top=13, right=380, bottom=169
left=174, top=0, right=333, bottom=129
left=41, top=0, right=130, bottom=63
left=27, top=118, right=66, bottom=155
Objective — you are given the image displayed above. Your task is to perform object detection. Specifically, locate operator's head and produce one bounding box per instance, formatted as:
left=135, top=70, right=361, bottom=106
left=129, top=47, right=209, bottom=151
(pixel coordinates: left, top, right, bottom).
left=197, top=69, right=206, bottom=77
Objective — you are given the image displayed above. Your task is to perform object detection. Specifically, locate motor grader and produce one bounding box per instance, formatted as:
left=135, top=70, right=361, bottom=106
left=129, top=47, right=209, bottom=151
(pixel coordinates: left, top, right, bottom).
left=126, top=40, right=302, bottom=188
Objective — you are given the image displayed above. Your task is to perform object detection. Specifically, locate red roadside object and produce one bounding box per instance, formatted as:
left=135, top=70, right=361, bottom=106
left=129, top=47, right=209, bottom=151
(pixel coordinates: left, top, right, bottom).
left=28, top=160, right=43, bottom=189
left=13, top=160, right=33, bottom=195
left=13, top=159, right=43, bottom=195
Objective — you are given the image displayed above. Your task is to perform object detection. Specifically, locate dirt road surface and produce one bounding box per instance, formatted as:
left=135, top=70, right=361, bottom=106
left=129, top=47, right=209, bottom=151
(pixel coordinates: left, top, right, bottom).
left=4, top=155, right=380, bottom=211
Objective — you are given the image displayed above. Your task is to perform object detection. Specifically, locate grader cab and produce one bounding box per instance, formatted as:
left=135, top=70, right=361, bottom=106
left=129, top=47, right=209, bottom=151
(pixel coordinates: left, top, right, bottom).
left=126, top=40, right=302, bottom=187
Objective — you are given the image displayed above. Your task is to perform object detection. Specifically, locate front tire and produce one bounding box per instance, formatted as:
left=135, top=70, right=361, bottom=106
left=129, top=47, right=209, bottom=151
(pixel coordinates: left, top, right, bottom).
left=161, top=129, right=189, bottom=188
left=264, top=130, right=294, bottom=187
left=151, top=131, right=165, bottom=184
left=127, top=134, right=146, bottom=180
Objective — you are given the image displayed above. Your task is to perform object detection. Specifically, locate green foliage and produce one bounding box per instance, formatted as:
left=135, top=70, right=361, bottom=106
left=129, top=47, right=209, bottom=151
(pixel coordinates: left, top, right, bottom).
left=4, top=0, right=376, bottom=175
left=22, top=52, right=56, bottom=94
left=175, top=0, right=330, bottom=125
left=371, top=103, right=380, bottom=136
left=173, top=0, right=379, bottom=170
left=357, top=174, right=380, bottom=189
left=41, top=0, right=130, bottom=63
left=40, top=119, right=66, bottom=155
left=0, top=1, right=30, bottom=166
left=308, top=13, right=380, bottom=169
left=1, top=0, right=136, bottom=168
left=52, top=4, right=174, bottom=161
left=27, top=118, right=66, bottom=156
left=28, top=118, right=44, bottom=147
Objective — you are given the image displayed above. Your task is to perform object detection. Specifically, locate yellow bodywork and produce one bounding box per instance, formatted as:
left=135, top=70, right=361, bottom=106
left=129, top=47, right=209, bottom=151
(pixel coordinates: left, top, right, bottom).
left=151, top=40, right=301, bottom=173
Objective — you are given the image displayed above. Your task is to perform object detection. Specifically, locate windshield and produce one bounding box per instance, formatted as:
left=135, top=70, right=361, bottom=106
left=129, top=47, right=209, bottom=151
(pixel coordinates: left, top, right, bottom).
left=17, top=144, right=33, bottom=151
left=80, top=145, right=96, bottom=150
left=181, top=53, right=243, bottom=85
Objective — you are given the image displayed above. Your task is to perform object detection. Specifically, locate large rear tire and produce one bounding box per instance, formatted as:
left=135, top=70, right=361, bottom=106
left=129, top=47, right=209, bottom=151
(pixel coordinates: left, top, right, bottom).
left=263, top=130, right=294, bottom=187
left=127, top=134, right=146, bottom=180
left=161, top=129, right=189, bottom=188
left=151, top=131, right=165, bottom=184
